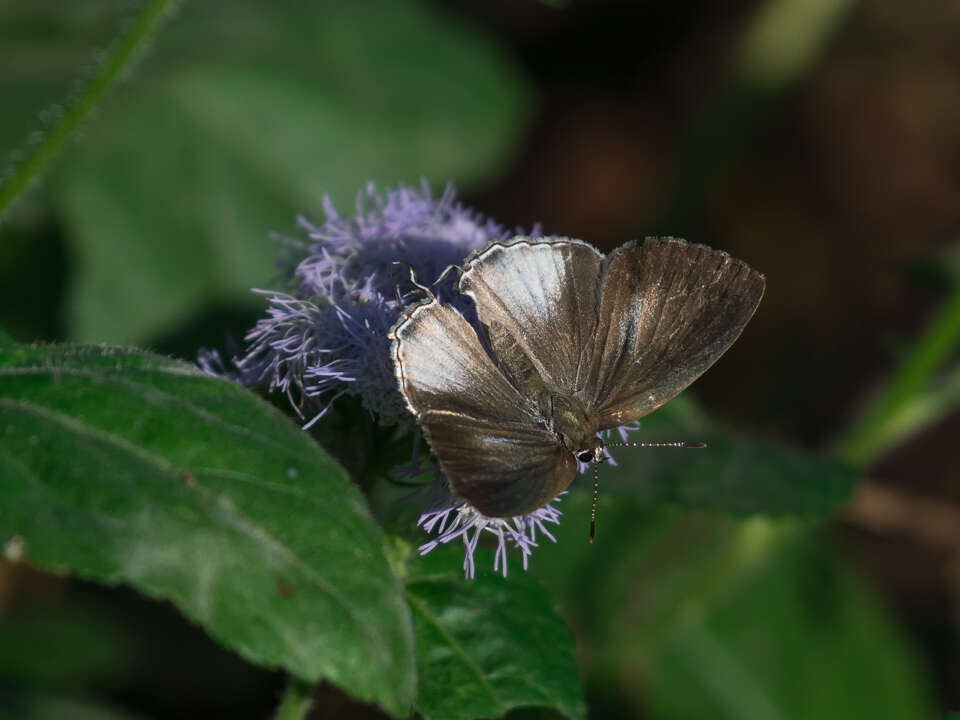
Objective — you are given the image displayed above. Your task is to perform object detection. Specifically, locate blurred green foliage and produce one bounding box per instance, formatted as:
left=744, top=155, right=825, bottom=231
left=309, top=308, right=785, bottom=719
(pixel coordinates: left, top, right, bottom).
left=0, top=0, right=532, bottom=345
left=0, top=696, right=147, bottom=720
left=0, top=603, right=132, bottom=691
left=837, top=277, right=960, bottom=467
left=602, top=395, right=858, bottom=514
left=0, top=0, right=955, bottom=719
left=0, top=600, right=143, bottom=720
left=531, top=497, right=931, bottom=719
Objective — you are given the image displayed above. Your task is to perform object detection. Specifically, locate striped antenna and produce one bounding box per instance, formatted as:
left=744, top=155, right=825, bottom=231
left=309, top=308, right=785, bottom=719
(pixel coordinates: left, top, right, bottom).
left=590, top=440, right=706, bottom=543
left=606, top=441, right=707, bottom=449
left=589, top=460, right=600, bottom=543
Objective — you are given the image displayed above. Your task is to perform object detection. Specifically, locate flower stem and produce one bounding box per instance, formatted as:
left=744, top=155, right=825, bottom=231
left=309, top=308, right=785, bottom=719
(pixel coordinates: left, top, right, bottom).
left=836, top=282, right=960, bottom=468
left=0, top=0, right=180, bottom=219
left=273, top=678, right=315, bottom=720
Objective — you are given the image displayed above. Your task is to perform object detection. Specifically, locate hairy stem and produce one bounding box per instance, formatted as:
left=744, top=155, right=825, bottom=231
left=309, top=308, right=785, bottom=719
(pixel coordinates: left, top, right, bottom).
left=0, top=0, right=180, bottom=218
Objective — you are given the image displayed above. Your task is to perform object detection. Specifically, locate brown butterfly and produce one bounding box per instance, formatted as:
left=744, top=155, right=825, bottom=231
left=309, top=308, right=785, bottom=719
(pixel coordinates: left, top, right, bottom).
left=391, top=237, right=765, bottom=533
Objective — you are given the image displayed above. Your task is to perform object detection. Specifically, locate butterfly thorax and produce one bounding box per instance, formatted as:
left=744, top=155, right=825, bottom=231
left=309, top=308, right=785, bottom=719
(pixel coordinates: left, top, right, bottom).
left=549, top=394, right=603, bottom=464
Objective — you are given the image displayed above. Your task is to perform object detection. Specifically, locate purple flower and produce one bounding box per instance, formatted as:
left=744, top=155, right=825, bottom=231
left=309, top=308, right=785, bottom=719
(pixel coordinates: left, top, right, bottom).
left=417, top=493, right=565, bottom=580
left=201, top=181, right=520, bottom=426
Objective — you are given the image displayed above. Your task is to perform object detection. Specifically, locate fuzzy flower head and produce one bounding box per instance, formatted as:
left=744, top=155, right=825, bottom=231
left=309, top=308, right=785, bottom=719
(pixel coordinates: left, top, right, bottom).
left=202, top=181, right=523, bottom=426
left=418, top=493, right=565, bottom=579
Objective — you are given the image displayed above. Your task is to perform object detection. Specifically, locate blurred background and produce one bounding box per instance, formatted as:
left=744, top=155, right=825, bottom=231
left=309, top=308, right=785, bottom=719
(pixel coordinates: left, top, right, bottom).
left=2, top=0, right=959, bottom=717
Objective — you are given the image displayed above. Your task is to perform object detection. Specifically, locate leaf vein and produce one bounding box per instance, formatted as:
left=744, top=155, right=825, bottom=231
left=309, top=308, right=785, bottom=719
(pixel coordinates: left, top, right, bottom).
left=406, top=585, right=503, bottom=711
left=0, top=396, right=391, bottom=671
left=0, top=365, right=305, bottom=458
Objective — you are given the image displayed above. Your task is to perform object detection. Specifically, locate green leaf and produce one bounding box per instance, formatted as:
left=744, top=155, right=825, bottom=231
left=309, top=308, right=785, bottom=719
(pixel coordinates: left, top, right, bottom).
left=602, top=397, right=858, bottom=515
left=847, top=362, right=960, bottom=460
left=405, top=547, right=585, bottom=720
left=603, top=431, right=857, bottom=514
left=55, top=0, right=532, bottom=344
left=649, top=532, right=933, bottom=720
left=529, top=498, right=933, bottom=720
left=0, top=344, right=415, bottom=716
left=836, top=279, right=960, bottom=468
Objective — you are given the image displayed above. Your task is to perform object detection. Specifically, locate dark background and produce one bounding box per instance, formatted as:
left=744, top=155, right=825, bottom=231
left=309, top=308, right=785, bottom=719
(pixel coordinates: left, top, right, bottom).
left=1, top=0, right=959, bottom=717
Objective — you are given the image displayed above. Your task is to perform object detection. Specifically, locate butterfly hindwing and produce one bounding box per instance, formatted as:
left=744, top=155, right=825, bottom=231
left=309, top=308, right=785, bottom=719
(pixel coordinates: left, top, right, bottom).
left=418, top=410, right=577, bottom=517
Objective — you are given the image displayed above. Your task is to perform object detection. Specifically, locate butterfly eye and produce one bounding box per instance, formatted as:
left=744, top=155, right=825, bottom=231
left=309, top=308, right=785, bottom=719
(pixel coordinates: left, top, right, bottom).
left=576, top=450, right=594, bottom=463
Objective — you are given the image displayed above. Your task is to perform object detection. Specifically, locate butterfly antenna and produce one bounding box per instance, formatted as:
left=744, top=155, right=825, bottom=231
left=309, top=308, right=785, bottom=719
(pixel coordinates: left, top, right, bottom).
left=392, top=261, right=435, bottom=301
left=433, top=263, right=465, bottom=287
left=589, top=460, right=600, bottom=544
left=606, top=441, right=707, bottom=449
left=394, top=284, right=412, bottom=320
left=589, top=441, right=705, bottom=542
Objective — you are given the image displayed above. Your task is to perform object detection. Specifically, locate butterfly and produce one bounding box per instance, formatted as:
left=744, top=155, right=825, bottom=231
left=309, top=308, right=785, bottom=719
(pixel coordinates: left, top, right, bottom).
left=390, top=236, right=765, bottom=530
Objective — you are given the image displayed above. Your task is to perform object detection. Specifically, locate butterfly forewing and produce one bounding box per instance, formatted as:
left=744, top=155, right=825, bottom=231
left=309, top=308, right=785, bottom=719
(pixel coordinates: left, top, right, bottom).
left=392, top=300, right=534, bottom=423
left=584, top=238, right=765, bottom=429
left=459, top=238, right=604, bottom=398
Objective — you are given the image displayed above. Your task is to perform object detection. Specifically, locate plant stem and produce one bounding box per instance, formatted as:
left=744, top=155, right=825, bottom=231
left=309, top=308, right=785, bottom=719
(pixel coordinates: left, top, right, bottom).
left=836, top=283, right=960, bottom=467
left=0, top=0, right=180, bottom=219
left=273, top=678, right=315, bottom=720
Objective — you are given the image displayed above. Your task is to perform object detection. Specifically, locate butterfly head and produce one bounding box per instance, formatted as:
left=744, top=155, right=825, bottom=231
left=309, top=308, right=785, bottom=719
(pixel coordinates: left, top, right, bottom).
left=575, top=440, right=604, bottom=465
